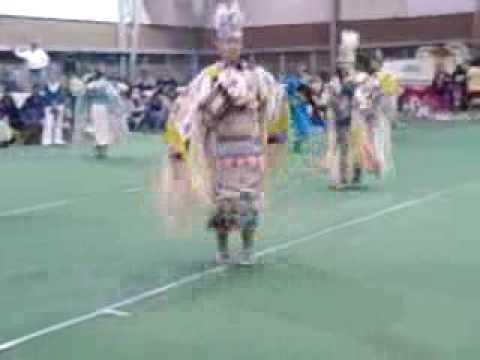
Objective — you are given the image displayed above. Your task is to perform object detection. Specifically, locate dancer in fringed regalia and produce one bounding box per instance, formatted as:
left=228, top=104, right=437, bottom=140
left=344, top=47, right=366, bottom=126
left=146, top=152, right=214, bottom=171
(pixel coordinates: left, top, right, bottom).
left=75, top=67, right=129, bottom=158
left=162, top=1, right=288, bottom=266
left=324, top=31, right=394, bottom=190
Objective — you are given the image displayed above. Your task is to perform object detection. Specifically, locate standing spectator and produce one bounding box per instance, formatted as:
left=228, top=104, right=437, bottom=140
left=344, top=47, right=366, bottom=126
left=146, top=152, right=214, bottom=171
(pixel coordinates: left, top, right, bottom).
left=431, top=63, right=452, bottom=112
left=452, top=64, right=468, bottom=111
left=20, top=84, right=47, bottom=145
left=309, top=72, right=330, bottom=127
left=14, top=42, right=50, bottom=88
left=69, top=72, right=86, bottom=128
left=291, top=83, right=314, bottom=153
left=114, top=79, right=133, bottom=133
left=129, top=86, right=146, bottom=131
left=43, top=73, right=68, bottom=145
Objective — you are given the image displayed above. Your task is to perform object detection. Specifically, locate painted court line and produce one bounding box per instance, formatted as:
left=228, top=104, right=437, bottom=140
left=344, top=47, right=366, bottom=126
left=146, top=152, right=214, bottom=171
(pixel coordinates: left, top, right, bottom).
left=0, top=200, right=72, bottom=218
left=0, top=187, right=144, bottom=218
left=123, top=187, right=144, bottom=194
left=101, top=309, right=132, bottom=318
left=0, top=186, right=459, bottom=353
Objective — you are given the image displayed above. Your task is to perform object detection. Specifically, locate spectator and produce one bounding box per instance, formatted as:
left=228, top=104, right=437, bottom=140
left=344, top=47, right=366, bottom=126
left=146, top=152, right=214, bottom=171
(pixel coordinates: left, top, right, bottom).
left=138, top=91, right=169, bottom=133
left=43, top=73, right=68, bottom=145
left=0, top=66, right=20, bottom=92
left=291, top=83, right=314, bottom=153
left=14, top=42, right=50, bottom=88
left=0, top=85, right=21, bottom=131
left=116, top=83, right=135, bottom=135
left=467, top=62, right=480, bottom=106
left=431, top=63, right=452, bottom=112
left=0, top=117, right=13, bottom=147
left=20, top=84, right=47, bottom=145
left=69, top=72, right=86, bottom=131
left=309, top=72, right=329, bottom=128
left=298, top=64, right=312, bottom=84
left=157, top=77, right=179, bottom=100
left=452, top=64, right=468, bottom=111
left=134, top=69, right=156, bottom=92
left=0, top=85, right=15, bottom=147
left=129, top=86, right=146, bottom=131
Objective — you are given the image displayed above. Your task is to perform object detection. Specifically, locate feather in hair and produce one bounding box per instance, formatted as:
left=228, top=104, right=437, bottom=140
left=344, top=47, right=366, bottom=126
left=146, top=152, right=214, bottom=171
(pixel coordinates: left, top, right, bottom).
left=213, top=1, right=245, bottom=40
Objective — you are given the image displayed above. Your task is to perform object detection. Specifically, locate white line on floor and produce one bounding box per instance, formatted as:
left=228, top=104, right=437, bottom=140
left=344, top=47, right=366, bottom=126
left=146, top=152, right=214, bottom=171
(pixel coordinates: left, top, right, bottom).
left=101, top=309, right=132, bottom=318
left=0, top=187, right=144, bottom=218
left=0, top=201, right=72, bottom=218
left=123, top=187, right=144, bottom=193
left=0, top=186, right=459, bottom=353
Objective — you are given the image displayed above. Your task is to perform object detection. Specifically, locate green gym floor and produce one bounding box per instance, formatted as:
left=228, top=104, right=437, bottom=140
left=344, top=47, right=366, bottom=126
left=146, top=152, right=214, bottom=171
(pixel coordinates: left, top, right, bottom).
left=1, top=121, right=479, bottom=360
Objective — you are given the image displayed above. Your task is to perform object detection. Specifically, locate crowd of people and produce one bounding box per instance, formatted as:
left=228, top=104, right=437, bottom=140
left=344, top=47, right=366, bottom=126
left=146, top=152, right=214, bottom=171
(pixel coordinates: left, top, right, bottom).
left=280, top=53, right=400, bottom=160
left=0, top=0, right=425, bottom=266
left=398, top=63, right=469, bottom=117
left=0, top=48, right=181, bottom=148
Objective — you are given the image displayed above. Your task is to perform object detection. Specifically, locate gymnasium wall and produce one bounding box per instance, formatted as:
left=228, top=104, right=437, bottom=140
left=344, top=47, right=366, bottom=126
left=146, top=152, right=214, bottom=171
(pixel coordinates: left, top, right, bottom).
left=0, top=0, right=477, bottom=80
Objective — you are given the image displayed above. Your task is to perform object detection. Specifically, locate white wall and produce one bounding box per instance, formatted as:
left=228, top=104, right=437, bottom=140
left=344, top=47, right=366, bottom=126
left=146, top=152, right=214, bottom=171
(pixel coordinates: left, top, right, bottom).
left=0, top=0, right=119, bottom=22
left=341, top=0, right=408, bottom=20
left=211, top=0, right=475, bottom=26
left=405, top=0, right=475, bottom=17
left=240, top=0, right=332, bottom=26
left=144, top=0, right=204, bottom=26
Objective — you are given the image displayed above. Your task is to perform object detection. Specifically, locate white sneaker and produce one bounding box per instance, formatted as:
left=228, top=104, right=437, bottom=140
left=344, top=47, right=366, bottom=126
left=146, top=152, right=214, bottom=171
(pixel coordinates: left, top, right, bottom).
left=215, top=252, right=231, bottom=265
left=237, top=250, right=255, bottom=267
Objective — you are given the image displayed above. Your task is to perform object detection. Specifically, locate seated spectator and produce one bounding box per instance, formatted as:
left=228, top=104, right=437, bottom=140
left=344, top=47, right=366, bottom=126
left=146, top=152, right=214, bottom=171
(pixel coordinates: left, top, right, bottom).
left=0, top=67, right=20, bottom=92
left=137, top=91, right=169, bottom=133
left=0, top=85, right=21, bottom=131
left=0, top=118, right=13, bottom=147
left=20, top=85, right=47, bottom=145
left=467, top=63, right=480, bottom=107
left=159, top=77, right=179, bottom=101
left=134, top=69, right=156, bottom=92
left=0, top=86, right=15, bottom=147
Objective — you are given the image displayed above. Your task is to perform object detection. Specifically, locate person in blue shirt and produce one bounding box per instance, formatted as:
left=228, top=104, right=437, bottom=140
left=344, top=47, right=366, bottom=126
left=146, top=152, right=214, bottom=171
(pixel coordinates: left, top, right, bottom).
left=138, top=91, right=169, bottom=133
left=42, top=75, right=68, bottom=145
left=290, top=82, right=313, bottom=153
